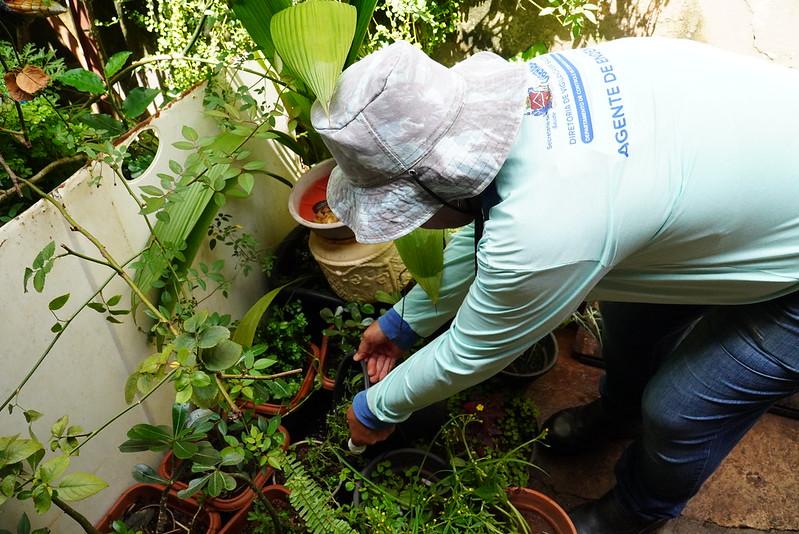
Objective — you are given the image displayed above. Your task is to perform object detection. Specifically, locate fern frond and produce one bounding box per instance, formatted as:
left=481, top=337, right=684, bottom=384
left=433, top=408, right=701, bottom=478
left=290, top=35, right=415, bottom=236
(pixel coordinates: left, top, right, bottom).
left=283, top=453, right=357, bottom=534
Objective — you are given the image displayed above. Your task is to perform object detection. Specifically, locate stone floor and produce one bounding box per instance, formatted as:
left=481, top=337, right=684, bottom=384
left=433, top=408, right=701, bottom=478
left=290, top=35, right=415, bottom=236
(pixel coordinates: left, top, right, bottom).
left=524, top=329, right=799, bottom=533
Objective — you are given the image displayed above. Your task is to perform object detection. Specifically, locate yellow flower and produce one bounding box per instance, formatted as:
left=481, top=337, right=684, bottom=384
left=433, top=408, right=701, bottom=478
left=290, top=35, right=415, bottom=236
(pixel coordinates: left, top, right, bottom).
left=476, top=403, right=484, bottom=412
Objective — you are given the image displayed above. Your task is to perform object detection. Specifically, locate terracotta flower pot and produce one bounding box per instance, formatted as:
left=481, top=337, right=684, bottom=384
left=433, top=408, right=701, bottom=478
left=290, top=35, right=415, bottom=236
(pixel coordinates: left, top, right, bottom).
left=319, top=335, right=336, bottom=391
left=157, top=426, right=290, bottom=512
left=241, top=344, right=320, bottom=416
left=218, top=484, right=291, bottom=534
left=507, top=486, right=577, bottom=534
left=95, top=483, right=221, bottom=533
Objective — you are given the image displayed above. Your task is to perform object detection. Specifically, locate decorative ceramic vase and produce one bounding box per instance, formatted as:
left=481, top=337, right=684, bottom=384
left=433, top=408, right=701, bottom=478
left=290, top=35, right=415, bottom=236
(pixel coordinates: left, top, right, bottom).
left=308, top=232, right=411, bottom=303
left=288, top=159, right=355, bottom=240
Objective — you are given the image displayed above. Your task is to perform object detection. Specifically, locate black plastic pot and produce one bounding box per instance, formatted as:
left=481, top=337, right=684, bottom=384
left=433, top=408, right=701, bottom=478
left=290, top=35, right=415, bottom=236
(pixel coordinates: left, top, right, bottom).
left=500, top=332, right=559, bottom=383
left=352, top=448, right=450, bottom=506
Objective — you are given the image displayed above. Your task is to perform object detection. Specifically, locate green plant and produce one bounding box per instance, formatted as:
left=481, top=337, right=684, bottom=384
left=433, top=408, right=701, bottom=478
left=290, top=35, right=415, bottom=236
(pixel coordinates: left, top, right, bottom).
left=0, top=513, right=50, bottom=534
left=321, top=302, right=377, bottom=373
left=393, top=228, right=446, bottom=305
left=531, top=0, right=601, bottom=39
left=366, top=0, right=467, bottom=55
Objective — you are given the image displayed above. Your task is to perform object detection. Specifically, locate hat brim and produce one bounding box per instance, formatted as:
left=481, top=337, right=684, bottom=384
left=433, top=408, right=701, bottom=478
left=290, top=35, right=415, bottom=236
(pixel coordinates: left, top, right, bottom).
left=327, top=53, right=528, bottom=244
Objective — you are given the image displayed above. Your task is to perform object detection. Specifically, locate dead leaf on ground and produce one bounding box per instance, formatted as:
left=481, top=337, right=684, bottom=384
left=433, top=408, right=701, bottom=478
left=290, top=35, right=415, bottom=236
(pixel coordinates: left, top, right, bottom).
left=3, top=0, right=67, bottom=17
left=16, top=65, right=50, bottom=94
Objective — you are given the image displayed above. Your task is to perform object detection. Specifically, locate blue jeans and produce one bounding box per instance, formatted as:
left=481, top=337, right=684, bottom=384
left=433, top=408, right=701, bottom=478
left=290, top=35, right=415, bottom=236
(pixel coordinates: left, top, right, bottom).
left=597, top=293, right=799, bottom=520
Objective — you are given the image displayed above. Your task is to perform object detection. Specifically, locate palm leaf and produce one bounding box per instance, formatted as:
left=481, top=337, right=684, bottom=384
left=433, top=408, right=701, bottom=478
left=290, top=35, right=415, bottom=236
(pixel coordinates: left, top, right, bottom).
left=232, top=285, right=285, bottom=347
left=394, top=228, right=445, bottom=305
left=229, top=0, right=292, bottom=61
left=346, top=0, right=378, bottom=67
left=270, top=0, right=356, bottom=113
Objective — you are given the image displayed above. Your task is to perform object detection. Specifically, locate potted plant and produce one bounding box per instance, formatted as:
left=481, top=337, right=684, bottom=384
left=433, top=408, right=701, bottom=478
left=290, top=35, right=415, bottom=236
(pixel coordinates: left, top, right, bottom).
left=229, top=288, right=321, bottom=417
left=95, top=483, right=222, bottom=534
left=155, top=410, right=290, bottom=512
left=319, top=302, right=380, bottom=391
left=217, top=484, right=306, bottom=534
left=572, top=301, right=603, bottom=361
left=500, top=332, right=559, bottom=382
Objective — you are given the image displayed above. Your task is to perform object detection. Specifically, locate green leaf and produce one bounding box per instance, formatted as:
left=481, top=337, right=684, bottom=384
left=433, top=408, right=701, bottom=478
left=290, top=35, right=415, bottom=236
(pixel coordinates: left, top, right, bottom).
left=55, top=472, right=107, bottom=501
left=175, top=385, right=193, bottom=404
left=232, top=286, right=284, bottom=347
left=346, top=0, right=377, bottom=67
left=172, top=140, right=194, bottom=150
left=23, top=410, right=43, bottom=424
left=33, top=270, right=45, bottom=293
left=124, top=373, right=139, bottom=404
left=0, top=437, right=43, bottom=467
left=48, top=293, right=70, bottom=311
left=17, top=513, right=30, bottom=534
left=172, top=403, right=191, bottom=435
left=197, top=325, right=229, bottom=349
left=394, top=228, right=445, bottom=304
left=23, top=267, right=34, bottom=293
left=202, top=340, right=242, bottom=371
left=230, top=0, right=291, bottom=60
left=131, top=463, right=169, bottom=485
left=125, top=424, right=172, bottom=445
left=177, top=475, right=207, bottom=499
left=182, top=125, right=198, bottom=142
left=270, top=0, right=356, bottom=112
left=122, top=87, right=159, bottom=119
left=31, top=485, right=51, bottom=513
left=107, top=294, right=122, bottom=307
left=57, top=69, right=105, bottom=94
left=104, top=51, right=132, bottom=78
left=37, top=455, right=69, bottom=483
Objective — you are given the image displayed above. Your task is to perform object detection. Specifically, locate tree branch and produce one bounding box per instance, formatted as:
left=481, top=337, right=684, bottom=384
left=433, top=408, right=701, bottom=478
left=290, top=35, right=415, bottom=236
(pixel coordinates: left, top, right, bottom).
left=0, top=155, right=87, bottom=204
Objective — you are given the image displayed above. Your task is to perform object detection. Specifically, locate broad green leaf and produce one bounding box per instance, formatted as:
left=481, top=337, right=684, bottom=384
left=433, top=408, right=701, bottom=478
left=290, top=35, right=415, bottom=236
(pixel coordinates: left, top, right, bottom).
left=202, top=340, right=242, bottom=371
left=270, top=0, right=356, bottom=113
left=197, top=325, right=229, bottom=349
left=37, top=455, right=69, bottom=483
left=56, top=69, right=105, bottom=94
left=220, top=449, right=244, bottom=466
left=31, top=485, right=51, bottom=513
left=125, top=424, right=172, bottom=444
left=182, top=125, right=198, bottom=142
left=48, top=293, right=69, bottom=311
left=23, top=410, right=43, bottom=423
left=55, top=472, right=107, bottom=501
left=173, top=439, right=198, bottom=460
left=172, top=403, right=191, bottom=435
left=0, top=437, right=43, bottom=467
left=131, top=463, right=169, bottom=485
left=104, top=51, right=132, bottom=78
left=346, top=0, right=378, bottom=67
left=229, top=0, right=291, bottom=60
left=176, top=475, right=207, bottom=499
left=122, top=87, right=159, bottom=119
left=232, top=286, right=284, bottom=347
left=394, top=228, right=445, bottom=304
left=16, top=513, right=30, bottom=534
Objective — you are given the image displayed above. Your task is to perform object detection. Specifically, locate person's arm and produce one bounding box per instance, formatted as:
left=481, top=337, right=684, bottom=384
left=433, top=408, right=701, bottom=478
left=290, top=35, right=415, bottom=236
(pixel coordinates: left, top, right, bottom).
left=361, top=259, right=606, bottom=426
left=378, top=224, right=478, bottom=349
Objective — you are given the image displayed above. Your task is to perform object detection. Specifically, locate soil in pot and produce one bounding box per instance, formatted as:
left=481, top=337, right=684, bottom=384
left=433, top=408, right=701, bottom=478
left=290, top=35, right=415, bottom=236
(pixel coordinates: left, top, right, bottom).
left=96, top=483, right=221, bottom=534
left=501, top=332, right=559, bottom=381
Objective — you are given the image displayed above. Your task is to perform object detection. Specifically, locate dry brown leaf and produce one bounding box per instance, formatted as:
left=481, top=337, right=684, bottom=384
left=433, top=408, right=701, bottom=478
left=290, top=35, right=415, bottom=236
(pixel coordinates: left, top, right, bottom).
left=3, top=0, right=67, bottom=17
left=16, top=65, right=50, bottom=95
left=3, top=71, right=34, bottom=102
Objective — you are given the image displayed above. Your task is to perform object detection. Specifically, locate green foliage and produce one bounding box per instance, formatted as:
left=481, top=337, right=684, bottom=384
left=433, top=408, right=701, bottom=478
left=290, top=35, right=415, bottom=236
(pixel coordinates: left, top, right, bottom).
left=394, top=228, right=445, bottom=304
left=140, top=0, right=254, bottom=92
left=534, top=0, right=601, bottom=39
left=365, top=0, right=467, bottom=56
left=0, top=513, right=49, bottom=534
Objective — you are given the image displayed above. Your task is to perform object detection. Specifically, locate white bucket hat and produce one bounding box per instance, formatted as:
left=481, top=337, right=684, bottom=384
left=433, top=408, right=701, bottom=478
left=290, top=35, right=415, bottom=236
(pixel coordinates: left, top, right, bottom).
left=310, top=41, right=527, bottom=244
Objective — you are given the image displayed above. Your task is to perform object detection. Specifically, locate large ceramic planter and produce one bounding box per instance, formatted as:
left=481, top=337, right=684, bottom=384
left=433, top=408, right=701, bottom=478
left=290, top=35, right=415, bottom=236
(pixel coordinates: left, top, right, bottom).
left=500, top=332, right=559, bottom=383
left=507, top=486, right=577, bottom=534
left=308, top=232, right=411, bottom=303
left=95, top=483, right=222, bottom=533
left=218, top=484, right=292, bottom=534
left=241, top=343, right=320, bottom=416
left=288, top=159, right=354, bottom=240
left=157, top=426, right=289, bottom=512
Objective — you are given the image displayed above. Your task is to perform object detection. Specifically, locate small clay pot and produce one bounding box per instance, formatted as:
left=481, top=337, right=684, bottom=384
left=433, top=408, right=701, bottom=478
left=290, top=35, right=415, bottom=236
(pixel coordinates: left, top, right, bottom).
left=507, top=486, right=577, bottom=534
left=95, top=483, right=221, bottom=533
left=288, top=159, right=354, bottom=240
left=241, top=344, right=320, bottom=416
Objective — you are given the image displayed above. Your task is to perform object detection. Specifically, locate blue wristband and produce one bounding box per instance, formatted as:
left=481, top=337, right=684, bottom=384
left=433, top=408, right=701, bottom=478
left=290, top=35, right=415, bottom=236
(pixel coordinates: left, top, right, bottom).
left=353, top=390, right=393, bottom=430
left=377, top=308, right=419, bottom=350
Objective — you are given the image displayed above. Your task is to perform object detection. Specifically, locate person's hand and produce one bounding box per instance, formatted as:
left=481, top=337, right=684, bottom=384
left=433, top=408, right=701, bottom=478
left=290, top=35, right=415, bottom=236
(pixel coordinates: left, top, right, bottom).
left=347, top=405, right=395, bottom=446
left=354, top=320, right=405, bottom=383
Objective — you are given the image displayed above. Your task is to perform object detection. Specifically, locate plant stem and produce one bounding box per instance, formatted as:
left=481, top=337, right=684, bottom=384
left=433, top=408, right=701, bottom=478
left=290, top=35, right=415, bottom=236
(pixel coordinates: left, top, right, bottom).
left=61, top=245, right=115, bottom=269
left=231, top=473, right=283, bottom=534
left=215, top=374, right=241, bottom=416
left=52, top=496, right=101, bottom=534
left=0, top=152, right=24, bottom=198
left=14, top=174, right=176, bottom=335
left=0, top=253, right=142, bottom=412
left=0, top=155, right=86, bottom=204
left=219, top=368, right=302, bottom=380
left=71, top=368, right=177, bottom=455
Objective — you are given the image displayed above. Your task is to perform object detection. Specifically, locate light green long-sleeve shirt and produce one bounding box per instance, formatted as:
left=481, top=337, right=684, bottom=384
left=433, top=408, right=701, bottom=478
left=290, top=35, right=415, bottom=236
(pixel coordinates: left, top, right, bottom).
left=367, top=37, right=799, bottom=424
